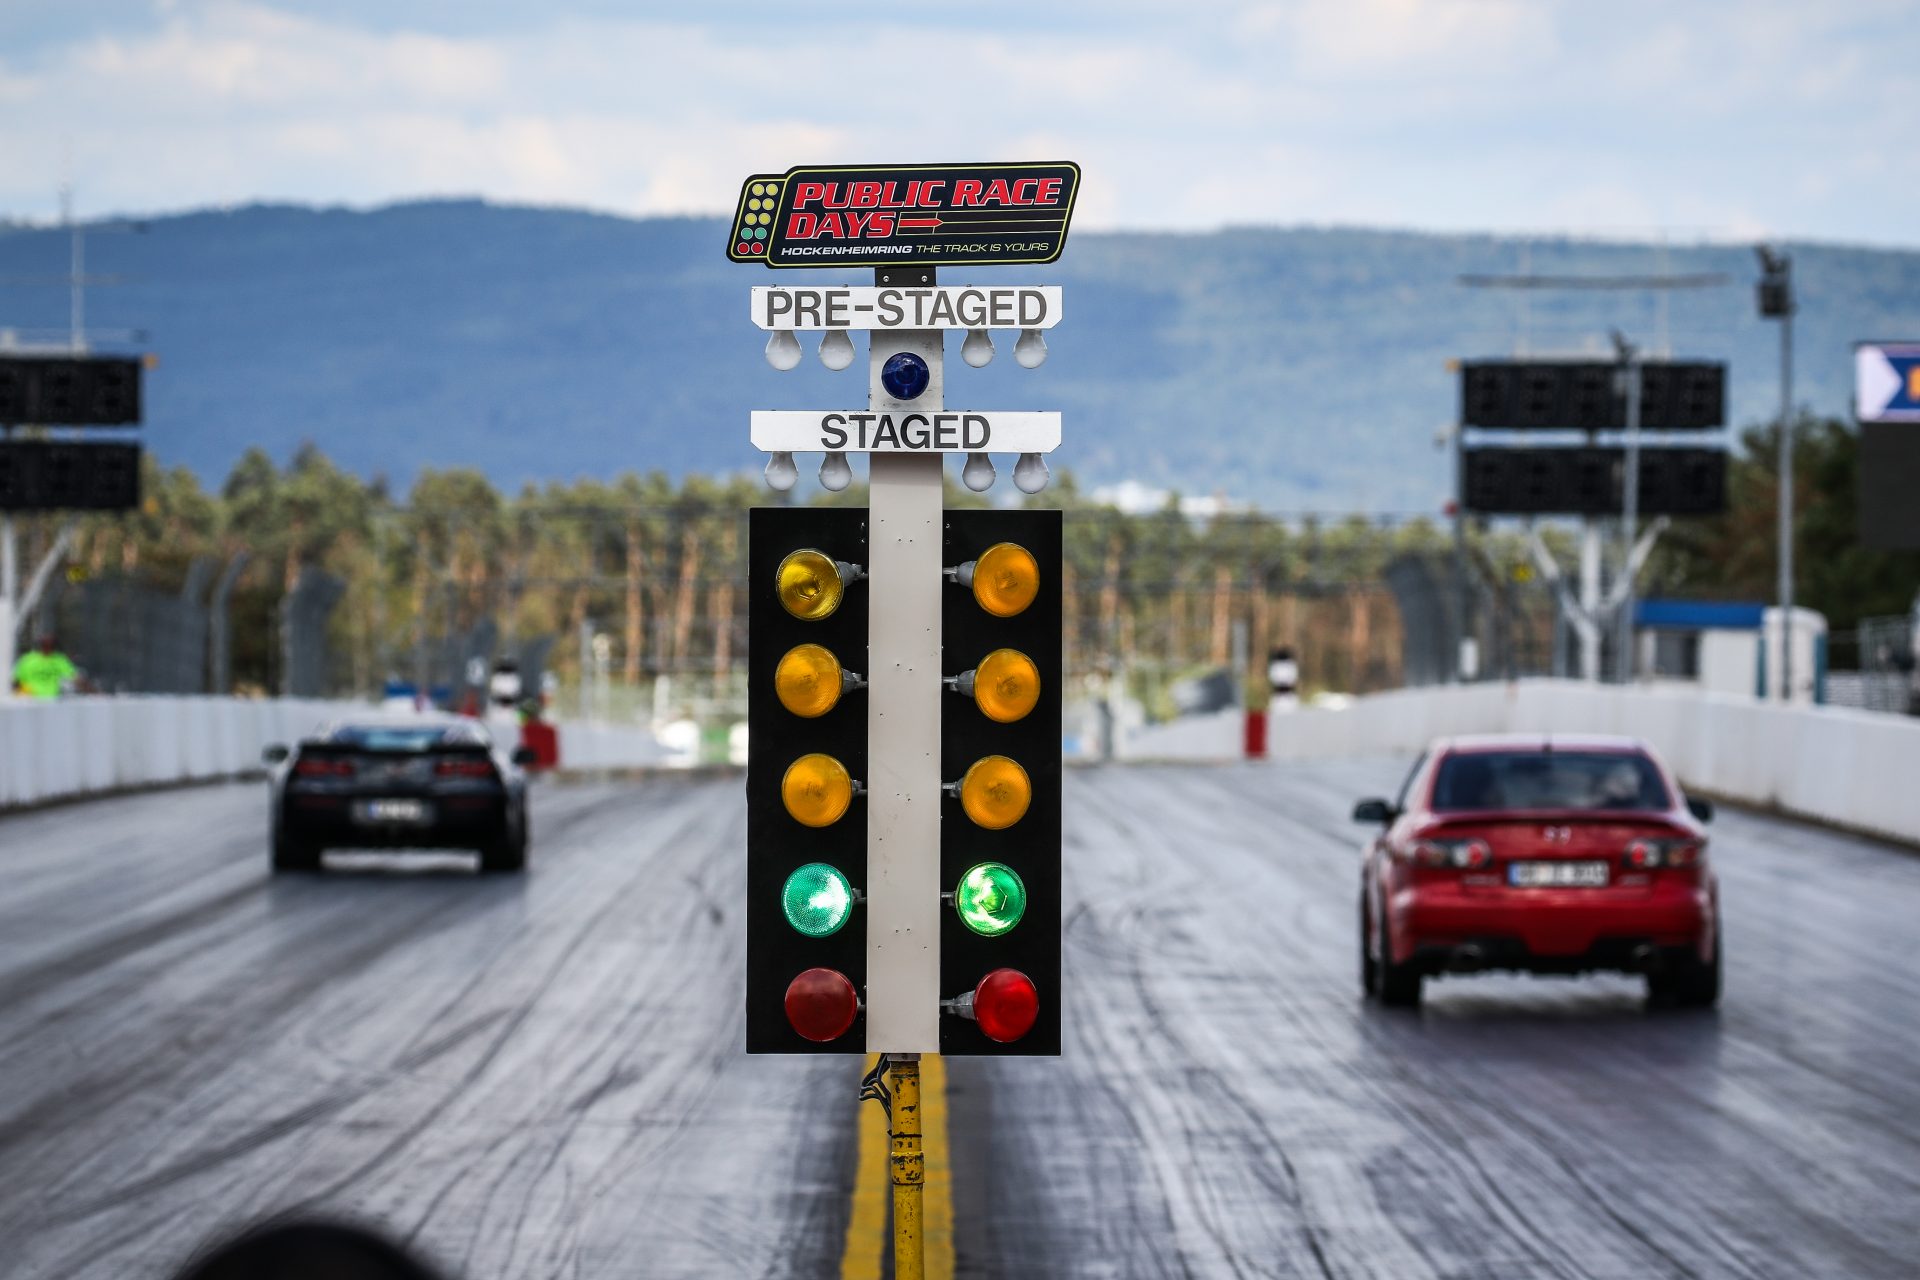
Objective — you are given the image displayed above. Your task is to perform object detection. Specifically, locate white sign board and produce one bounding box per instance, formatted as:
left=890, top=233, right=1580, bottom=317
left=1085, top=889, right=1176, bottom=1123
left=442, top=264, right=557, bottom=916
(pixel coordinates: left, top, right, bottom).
left=1856, top=342, right=1920, bottom=423
left=751, top=286, right=1061, bottom=331
left=751, top=410, right=1059, bottom=454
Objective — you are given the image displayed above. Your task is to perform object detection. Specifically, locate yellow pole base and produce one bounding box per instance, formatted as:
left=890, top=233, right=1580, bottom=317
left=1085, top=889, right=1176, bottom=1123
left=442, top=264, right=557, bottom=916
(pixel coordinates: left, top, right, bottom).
left=889, top=1054, right=924, bottom=1280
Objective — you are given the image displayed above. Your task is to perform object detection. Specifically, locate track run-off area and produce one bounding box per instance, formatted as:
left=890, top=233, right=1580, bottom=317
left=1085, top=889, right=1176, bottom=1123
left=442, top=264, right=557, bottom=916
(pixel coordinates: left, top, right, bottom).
left=3, top=761, right=1917, bottom=1278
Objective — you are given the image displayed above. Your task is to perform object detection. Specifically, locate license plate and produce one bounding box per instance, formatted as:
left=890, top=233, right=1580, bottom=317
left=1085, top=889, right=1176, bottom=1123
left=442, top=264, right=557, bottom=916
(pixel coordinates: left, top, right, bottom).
left=355, top=798, right=430, bottom=825
left=1509, top=860, right=1609, bottom=888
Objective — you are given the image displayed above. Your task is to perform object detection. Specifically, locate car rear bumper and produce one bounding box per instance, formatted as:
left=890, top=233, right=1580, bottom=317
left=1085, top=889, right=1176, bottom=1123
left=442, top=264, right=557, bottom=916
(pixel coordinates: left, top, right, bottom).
left=282, top=795, right=509, bottom=849
left=1389, top=881, right=1712, bottom=972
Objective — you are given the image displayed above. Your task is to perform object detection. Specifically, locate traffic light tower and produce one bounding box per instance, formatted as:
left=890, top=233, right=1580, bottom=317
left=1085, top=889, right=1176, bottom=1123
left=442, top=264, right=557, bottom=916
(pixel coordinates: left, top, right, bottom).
left=737, top=161, right=1077, bottom=1278
left=746, top=261, right=1066, bottom=1057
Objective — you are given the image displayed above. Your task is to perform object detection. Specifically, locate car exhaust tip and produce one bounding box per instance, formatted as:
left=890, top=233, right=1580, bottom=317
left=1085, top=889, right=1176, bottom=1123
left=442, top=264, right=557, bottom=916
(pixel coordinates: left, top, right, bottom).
left=1628, top=943, right=1657, bottom=971
left=1449, top=944, right=1486, bottom=972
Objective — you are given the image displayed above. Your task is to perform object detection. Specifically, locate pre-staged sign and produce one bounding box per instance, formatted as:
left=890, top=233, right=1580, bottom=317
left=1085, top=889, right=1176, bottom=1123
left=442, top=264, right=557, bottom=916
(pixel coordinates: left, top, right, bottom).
left=728, top=162, right=1079, bottom=268
left=751, top=410, right=1060, bottom=454
left=750, top=286, right=1061, bottom=331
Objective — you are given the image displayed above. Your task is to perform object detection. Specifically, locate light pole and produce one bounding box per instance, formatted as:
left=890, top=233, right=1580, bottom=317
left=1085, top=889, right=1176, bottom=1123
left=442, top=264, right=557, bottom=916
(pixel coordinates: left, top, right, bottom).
left=1613, top=332, right=1642, bottom=683
left=1757, top=246, right=1795, bottom=700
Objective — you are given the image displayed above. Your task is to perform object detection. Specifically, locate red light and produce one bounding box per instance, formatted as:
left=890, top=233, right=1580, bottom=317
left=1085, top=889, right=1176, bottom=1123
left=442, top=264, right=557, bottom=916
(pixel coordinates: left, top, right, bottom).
left=1410, top=837, right=1491, bottom=869
left=1626, top=839, right=1657, bottom=869
left=293, top=758, right=354, bottom=777
left=973, top=968, right=1039, bottom=1043
left=434, top=758, right=495, bottom=778
left=784, top=968, right=858, bottom=1042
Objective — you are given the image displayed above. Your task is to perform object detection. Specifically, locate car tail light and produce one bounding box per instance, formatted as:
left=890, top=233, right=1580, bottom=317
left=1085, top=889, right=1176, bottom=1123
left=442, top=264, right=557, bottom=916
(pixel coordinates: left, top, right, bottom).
left=434, top=758, right=496, bottom=778
left=1407, top=837, right=1493, bottom=869
left=1624, top=838, right=1704, bottom=869
left=293, top=758, right=354, bottom=778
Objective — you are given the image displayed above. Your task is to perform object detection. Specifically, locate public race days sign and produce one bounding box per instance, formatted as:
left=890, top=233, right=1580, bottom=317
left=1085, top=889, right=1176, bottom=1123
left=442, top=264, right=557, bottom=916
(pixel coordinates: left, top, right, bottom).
left=728, top=162, right=1080, bottom=269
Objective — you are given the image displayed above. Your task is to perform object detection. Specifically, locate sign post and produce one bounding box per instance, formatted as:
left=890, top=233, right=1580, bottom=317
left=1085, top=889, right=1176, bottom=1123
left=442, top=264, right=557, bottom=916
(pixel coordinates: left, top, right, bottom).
left=737, top=161, right=1074, bottom=1278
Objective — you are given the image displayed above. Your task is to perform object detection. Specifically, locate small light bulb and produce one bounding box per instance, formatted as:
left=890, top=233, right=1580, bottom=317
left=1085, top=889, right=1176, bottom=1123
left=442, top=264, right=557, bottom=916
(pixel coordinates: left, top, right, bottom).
left=961, top=329, right=995, bottom=368
left=765, top=329, right=802, bottom=371
left=819, top=329, right=855, bottom=370
left=1014, top=452, right=1050, bottom=494
left=962, top=452, right=996, bottom=492
left=819, top=451, right=852, bottom=491
left=764, top=451, right=798, bottom=491
left=1013, top=328, right=1048, bottom=369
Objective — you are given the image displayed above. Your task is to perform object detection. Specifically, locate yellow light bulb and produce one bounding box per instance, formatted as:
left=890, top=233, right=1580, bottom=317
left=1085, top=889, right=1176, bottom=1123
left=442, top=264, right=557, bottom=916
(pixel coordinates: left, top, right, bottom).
left=782, top=753, right=854, bottom=828
left=959, top=755, right=1031, bottom=830
left=971, top=542, right=1039, bottom=618
left=973, top=648, right=1040, bottom=723
left=775, top=644, right=845, bottom=718
left=777, top=549, right=846, bottom=621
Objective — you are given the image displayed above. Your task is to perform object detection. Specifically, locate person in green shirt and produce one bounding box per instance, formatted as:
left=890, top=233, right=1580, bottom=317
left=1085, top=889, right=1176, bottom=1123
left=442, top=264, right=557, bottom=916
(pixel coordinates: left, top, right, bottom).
left=12, top=634, right=77, bottom=699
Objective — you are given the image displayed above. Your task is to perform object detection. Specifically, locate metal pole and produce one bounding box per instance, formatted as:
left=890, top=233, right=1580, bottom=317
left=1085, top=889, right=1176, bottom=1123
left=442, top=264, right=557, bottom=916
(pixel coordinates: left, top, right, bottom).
left=1, top=515, right=17, bottom=694
left=1453, top=429, right=1470, bottom=683
left=578, top=617, right=592, bottom=723
left=888, top=1053, right=925, bottom=1280
left=1578, top=522, right=1601, bottom=682
left=1616, top=336, right=1642, bottom=683
left=209, top=551, right=250, bottom=696
left=1778, top=296, right=1794, bottom=700
left=66, top=185, right=85, bottom=353
left=864, top=322, right=943, bottom=1055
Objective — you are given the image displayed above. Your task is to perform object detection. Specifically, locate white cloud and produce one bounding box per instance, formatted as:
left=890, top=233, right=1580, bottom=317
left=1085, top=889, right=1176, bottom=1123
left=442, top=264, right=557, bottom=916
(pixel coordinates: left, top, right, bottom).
left=0, top=1, right=1912, bottom=245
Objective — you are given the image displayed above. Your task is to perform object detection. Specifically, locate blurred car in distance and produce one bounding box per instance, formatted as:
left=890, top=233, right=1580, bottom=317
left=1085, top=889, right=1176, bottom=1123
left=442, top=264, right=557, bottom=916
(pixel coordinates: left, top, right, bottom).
left=263, top=716, right=535, bottom=874
left=1354, top=734, right=1718, bottom=1009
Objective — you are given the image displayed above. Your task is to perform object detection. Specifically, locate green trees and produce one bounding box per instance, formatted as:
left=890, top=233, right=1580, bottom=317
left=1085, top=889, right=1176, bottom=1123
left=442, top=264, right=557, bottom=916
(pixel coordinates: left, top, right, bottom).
left=38, top=422, right=1910, bottom=700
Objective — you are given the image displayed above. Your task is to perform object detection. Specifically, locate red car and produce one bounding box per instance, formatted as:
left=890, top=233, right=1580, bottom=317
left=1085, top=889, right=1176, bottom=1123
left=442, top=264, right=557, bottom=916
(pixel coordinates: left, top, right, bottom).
left=1355, top=734, right=1719, bottom=1008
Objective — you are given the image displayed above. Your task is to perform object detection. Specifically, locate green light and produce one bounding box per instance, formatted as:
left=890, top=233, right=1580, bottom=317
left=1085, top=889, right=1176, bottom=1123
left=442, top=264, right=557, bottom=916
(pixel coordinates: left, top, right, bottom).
left=954, top=862, right=1027, bottom=937
left=783, top=862, right=854, bottom=937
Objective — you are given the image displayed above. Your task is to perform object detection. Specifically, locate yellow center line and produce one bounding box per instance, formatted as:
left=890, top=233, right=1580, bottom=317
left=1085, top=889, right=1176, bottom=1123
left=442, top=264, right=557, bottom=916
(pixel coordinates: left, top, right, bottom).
left=841, top=1054, right=954, bottom=1280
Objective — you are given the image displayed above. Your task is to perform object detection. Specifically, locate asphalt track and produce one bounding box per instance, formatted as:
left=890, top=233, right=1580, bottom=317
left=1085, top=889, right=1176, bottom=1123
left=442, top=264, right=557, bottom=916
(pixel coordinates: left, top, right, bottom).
left=3, top=761, right=1919, bottom=1278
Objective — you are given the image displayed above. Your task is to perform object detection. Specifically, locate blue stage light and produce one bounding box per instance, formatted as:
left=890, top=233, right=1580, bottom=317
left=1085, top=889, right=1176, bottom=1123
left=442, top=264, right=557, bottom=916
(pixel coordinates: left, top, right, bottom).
left=880, top=352, right=931, bottom=401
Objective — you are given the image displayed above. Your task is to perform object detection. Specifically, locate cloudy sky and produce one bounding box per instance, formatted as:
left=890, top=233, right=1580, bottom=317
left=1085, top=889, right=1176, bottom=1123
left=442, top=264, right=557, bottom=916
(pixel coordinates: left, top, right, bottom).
left=2, top=0, right=1915, bottom=243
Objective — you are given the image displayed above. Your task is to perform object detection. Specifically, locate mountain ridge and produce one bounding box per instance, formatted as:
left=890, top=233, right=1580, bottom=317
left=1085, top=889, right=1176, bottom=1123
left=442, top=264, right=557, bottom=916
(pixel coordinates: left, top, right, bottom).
left=2, top=199, right=1915, bottom=513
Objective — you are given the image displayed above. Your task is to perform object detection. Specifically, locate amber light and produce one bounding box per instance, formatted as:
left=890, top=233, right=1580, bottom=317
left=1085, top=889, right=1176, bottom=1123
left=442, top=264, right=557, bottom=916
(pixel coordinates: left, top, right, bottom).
left=777, top=549, right=848, bottom=621
left=782, top=753, right=855, bottom=828
left=957, top=755, right=1031, bottom=830
left=959, top=542, right=1039, bottom=618
left=964, top=648, right=1040, bottom=723
left=775, top=643, right=851, bottom=718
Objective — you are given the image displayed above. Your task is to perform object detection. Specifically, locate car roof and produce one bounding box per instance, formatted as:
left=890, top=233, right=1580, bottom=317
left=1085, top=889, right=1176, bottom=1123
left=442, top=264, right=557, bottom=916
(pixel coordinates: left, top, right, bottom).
left=1433, top=733, right=1651, bottom=755
left=313, top=715, right=489, bottom=739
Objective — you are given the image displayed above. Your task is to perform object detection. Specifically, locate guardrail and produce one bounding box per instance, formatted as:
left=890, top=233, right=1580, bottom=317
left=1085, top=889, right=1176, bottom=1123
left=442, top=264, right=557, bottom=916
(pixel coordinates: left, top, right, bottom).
left=0, top=697, right=670, bottom=809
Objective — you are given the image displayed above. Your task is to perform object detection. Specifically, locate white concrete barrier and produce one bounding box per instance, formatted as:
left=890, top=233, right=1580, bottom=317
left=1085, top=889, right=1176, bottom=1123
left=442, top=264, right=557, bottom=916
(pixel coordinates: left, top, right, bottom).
left=0, top=696, right=682, bottom=809
left=1265, top=679, right=1920, bottom=846
left=554, top=722, right=669, bottom=770
left=0, top=696, right=357, bottom=809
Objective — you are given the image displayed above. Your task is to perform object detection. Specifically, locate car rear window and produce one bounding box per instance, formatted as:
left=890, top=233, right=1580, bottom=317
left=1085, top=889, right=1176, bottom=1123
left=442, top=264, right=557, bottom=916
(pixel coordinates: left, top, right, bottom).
left=327, top=725, right=482, bottom=752
left=1430, top=751, right=1670, bottom=812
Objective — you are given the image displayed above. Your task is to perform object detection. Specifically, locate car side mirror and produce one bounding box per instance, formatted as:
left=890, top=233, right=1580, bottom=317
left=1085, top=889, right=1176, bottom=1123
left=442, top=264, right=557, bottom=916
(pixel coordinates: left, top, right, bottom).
left=1686, top=795, right=1714, bottom=823
left=1352, top=797, right=1395, bottom=825
left=511, top=746, right=539, bottom=767
left=261, top=744, right=289, bottom=765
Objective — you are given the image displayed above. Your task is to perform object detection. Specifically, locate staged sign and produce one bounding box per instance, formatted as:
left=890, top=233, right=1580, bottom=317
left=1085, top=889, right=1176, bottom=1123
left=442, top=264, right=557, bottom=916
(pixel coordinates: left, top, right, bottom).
left=728, top=162, right=1079, bottom=269
left=750, top=410, right=1060, bottom=454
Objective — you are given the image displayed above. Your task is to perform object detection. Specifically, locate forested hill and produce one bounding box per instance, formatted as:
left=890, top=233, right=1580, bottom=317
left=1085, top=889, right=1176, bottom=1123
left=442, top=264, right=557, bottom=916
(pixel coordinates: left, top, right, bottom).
left=3, top=200, right=1916, bottom=513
